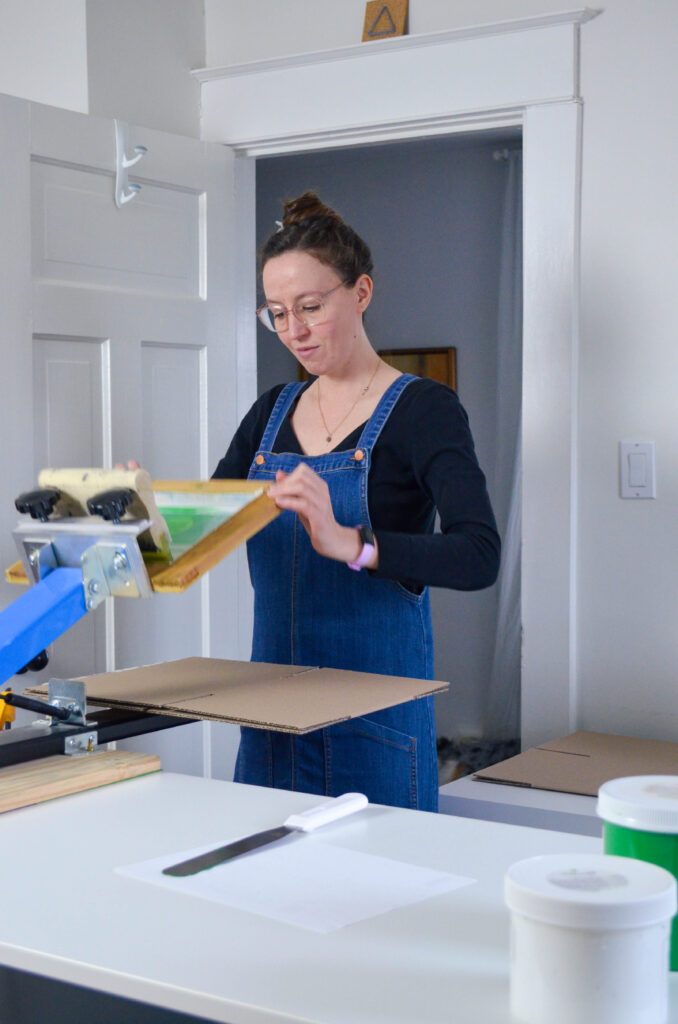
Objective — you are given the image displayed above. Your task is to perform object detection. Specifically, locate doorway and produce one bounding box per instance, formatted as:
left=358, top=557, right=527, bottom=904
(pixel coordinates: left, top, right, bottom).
left=254, top=128, right=522, bottom=760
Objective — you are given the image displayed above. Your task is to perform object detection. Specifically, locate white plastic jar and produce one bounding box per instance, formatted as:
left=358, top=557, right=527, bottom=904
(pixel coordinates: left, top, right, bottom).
left=505, top=853, right=677, bottom=1024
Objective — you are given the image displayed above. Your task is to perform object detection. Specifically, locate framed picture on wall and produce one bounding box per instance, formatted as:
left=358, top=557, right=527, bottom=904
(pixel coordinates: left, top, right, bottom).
left=298, top=346, right=457, bottom=390
left=378, top=347, right=457, bottom=390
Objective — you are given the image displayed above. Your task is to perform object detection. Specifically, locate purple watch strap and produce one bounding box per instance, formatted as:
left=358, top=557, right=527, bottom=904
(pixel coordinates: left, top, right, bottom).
left=348, top=540, right=375, bottom=572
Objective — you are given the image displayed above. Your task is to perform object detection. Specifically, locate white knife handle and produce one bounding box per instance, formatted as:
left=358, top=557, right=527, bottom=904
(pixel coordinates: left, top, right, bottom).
left=284, top=792, right=368, bottom=833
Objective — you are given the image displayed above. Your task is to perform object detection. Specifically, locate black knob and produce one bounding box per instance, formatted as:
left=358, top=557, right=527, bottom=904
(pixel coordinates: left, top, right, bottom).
left=16, top=650, right=49, bottom=675
left=15, top=488, right=62, bottom=522
left=87, top=488, right=134, bottom=524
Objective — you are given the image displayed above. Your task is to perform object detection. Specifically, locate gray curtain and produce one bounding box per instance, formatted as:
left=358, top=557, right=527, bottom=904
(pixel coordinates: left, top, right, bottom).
left=485, top=150, right=522, bottom=741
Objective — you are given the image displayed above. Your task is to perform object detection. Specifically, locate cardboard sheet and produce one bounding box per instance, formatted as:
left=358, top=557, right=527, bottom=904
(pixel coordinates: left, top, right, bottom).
left=28, top=657, right=447, bottom=734
left=474, top=730, right=678, bottom=797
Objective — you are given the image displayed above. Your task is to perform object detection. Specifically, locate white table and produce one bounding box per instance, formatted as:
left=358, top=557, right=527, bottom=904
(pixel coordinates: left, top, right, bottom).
left=2, top=772, right=677, bottom=1023
left=439, top=776, right=601, bottom=836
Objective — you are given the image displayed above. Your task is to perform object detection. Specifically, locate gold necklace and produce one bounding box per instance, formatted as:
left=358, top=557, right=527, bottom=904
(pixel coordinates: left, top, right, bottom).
left=317, top=361, right=381, bottom=444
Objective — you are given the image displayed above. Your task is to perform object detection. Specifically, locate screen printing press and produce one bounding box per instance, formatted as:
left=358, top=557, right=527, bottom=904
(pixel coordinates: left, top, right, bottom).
left=0, top=467, right=445, bottom=788
left=0, top=467, right=282, bottom=774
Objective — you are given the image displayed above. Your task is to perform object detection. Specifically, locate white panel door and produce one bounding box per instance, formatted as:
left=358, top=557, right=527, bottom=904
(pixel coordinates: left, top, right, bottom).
left=0, top=94, right=246, bottom=777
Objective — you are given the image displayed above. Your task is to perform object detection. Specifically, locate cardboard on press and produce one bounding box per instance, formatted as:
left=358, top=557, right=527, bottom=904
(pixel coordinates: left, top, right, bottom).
left=29, top=657, right=447, bottom=734
left=474, top=730, right=678, bottom=797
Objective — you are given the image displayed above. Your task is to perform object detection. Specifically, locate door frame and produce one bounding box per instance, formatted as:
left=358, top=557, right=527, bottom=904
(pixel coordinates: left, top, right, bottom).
left=195, top=11, right=596, bottom=748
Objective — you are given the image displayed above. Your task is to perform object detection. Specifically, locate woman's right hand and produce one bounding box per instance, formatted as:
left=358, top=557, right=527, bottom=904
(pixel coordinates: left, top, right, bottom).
left=113, top=460, right=141, bottom=470
left=268, top=464, right=377, bottom=567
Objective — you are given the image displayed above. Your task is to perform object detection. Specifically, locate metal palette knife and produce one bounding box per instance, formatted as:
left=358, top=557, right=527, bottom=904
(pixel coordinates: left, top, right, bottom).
left=163, top=792, right=369, bottom=877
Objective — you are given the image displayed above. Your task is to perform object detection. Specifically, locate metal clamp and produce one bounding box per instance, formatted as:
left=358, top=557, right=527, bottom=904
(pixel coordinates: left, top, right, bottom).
left=48, top=679, right=88, bottom=727
left=22, top=540, right=57, bottom=584
left=64, top=731, right=98, bottom=756
left=81, top=539, right=150, bottom=610
left=14, top=518, right=154, bottom=602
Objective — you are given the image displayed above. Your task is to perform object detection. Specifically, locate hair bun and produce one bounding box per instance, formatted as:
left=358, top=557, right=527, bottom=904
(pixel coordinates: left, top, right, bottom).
left=261, top=190, right=373, bottom=282
left=282, top=191, right=343, bottom=228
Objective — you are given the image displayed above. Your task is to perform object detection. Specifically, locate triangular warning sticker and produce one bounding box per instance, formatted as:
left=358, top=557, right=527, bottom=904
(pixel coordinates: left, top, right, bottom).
left=368, top=4, right=396, bottom=38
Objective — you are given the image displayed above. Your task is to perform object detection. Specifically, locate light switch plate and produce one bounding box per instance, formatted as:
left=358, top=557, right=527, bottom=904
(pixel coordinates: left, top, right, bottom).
left=620, top=441, right=656, bottom=499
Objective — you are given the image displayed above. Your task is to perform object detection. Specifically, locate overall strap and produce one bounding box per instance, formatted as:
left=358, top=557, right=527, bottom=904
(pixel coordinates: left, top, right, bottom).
left=357, top=374, right=417, bottom=450
left=258, top=382, right=306, bottom=451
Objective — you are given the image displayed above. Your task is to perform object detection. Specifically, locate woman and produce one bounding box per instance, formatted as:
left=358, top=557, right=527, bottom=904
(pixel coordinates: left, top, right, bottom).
left=213, top=192, right=500, bottom=811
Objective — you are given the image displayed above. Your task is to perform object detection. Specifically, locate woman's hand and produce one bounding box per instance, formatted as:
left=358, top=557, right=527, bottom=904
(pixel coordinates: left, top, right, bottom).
left=268, top=465, right=377, bottom=566
left=113, top=460, right=141, bottom=471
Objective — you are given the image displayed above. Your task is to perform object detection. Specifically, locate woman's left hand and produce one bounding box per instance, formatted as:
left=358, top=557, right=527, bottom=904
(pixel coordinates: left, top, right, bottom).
left=268, top=464, right=366, bottom=564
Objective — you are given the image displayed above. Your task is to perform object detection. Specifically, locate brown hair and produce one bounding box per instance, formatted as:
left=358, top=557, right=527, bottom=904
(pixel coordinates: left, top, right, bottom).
left=260, top=191, right=373, bottom=284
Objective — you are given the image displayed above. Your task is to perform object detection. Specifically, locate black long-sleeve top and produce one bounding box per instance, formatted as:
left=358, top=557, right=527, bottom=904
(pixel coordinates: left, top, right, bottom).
left=212, top=377, right=500, bottom=592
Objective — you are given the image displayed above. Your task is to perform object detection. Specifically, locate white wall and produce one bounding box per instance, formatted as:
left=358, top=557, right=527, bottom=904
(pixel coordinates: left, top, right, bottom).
left=0, top=0, right=88, bottom=111
left=86, top=0, right=204, bottom=137
left=0, top=0, right=204, bottom=137
left=577, top=2, right=678, bottom=737
left=1, top=0, right=677, bottom=743
left=204, top=0, right=575, bottom=65
left=206, top=0, right=678, bottom=743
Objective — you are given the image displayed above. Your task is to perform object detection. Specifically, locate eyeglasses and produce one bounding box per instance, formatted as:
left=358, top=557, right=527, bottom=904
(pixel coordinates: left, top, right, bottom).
left=256, top=281, right=347, bottom=333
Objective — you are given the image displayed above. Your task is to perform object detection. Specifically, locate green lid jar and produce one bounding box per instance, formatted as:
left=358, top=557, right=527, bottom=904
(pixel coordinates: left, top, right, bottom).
left=597, top=775, right=678, bottom=971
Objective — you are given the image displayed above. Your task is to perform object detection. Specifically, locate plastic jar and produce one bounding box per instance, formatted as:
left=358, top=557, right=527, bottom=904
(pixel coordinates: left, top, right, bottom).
left=598, top=774, right=678, bottom=970
left=505, top=853, right=676, bottom=1024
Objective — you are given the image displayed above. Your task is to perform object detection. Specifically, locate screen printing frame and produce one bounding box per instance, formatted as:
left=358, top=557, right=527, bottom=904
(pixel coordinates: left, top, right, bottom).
left=148, top=479, right=278, bottom=592
left=6, top=479, right=279, bottom=595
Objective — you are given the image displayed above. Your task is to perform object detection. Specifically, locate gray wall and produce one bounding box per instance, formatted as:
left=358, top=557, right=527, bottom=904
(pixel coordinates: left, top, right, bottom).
left=255, top=133, right=520, bottom=738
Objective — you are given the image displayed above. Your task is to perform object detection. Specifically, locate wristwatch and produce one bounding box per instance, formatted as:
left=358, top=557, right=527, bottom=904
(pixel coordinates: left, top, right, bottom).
left=347, top=525, right=376, bottom=571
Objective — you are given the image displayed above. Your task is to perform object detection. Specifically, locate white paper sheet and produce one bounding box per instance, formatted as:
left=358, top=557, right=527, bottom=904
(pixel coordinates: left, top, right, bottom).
left=117, top=835, right=474, bottom=933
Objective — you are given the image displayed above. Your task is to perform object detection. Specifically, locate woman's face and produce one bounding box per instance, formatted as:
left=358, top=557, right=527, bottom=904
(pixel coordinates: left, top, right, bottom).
left=261, top=250, right=371, bottom=376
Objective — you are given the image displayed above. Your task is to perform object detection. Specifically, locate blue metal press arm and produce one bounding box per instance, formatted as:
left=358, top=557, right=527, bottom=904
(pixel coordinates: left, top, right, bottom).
left=0, top=569, right=87, bottom=686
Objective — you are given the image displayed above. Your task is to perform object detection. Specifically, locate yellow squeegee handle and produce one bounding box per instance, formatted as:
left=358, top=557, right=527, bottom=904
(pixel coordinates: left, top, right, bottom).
left=0, top=690, right=17, bottom=729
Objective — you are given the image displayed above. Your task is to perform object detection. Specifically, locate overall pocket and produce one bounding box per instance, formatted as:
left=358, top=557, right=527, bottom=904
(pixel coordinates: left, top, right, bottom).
left=325, top=716, right=418, bottom=809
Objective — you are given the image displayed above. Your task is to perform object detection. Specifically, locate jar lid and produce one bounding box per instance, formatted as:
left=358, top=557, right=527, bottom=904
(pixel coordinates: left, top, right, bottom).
left=505, top=853, right=676, bottom=930
left=597, top=775, right=678, bottom=833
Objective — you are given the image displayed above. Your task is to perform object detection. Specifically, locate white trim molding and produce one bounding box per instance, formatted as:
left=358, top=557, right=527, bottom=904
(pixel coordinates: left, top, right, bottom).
left=196, top=10, right=599, bottom=749
left=192, top=10, right=599, bottom=83
left=195, top=10, right=599, bottom=154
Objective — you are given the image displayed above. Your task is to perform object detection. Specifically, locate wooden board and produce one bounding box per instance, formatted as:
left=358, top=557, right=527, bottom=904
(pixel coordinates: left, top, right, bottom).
left=0, top=749, right=161, bottom=814
left=5, top=560, right=26, bottom=585
left=153, top=480, right=271, bottom=495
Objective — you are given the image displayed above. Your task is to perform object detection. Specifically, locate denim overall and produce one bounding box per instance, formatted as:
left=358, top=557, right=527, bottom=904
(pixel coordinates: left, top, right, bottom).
left=234, top=374, right=438, bottom=811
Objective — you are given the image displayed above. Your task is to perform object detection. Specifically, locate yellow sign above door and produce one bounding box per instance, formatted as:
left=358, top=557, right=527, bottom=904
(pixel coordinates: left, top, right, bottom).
left=362, top=0, right=408, bottom=42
